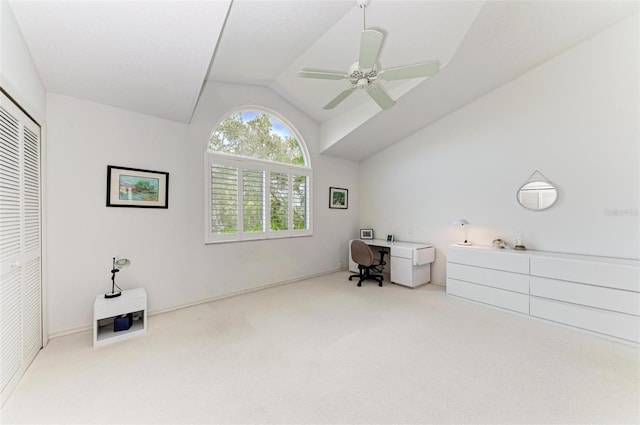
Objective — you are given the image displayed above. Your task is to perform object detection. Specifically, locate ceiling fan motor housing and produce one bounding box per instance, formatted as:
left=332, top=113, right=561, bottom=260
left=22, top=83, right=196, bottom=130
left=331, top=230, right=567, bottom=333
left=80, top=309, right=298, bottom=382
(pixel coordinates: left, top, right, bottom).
left=349, top=62, right=377, bottom=88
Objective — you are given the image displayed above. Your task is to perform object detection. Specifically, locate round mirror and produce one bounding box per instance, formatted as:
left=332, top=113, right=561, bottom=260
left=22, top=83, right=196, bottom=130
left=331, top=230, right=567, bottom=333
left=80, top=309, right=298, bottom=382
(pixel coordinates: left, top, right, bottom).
left=517, top=181, right=558, bottom=211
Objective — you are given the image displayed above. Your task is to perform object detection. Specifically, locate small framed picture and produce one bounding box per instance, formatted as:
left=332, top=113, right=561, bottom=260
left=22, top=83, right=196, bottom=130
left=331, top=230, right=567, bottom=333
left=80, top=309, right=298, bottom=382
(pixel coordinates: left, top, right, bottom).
left=360, top=229, right=373, bottom=239
left=107, top=165, right=169, bottom=208
left=387, top=234, right=394, bottom=242
left=329, top=187, right=348, bottom=209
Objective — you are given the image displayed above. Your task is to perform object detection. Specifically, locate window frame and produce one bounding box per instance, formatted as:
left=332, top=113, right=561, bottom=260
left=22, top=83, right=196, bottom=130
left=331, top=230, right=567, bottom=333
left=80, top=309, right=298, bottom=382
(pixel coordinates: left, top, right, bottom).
left=204, top=108, right=312, bottom=244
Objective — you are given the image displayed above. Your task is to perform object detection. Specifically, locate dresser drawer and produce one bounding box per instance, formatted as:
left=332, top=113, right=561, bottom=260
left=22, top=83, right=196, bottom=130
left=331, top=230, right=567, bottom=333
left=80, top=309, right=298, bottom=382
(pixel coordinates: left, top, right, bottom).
left=448, top=263, right=529, bottom=294
left=530, top=297, right=640, bottom=343
left=448, top=247, right=529, bottom=274
left=530, top=277, right=640, bottom=316
left=447, top=278, right=529, bottom=314
left=530, top=256, right=640, bottom=292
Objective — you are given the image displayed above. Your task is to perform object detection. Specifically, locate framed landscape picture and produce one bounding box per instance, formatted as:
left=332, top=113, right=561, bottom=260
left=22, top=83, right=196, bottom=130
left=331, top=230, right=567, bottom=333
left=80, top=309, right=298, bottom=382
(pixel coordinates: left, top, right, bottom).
left=329, top=187, right=348, bottom=209
left=106, top=165, right=169, bottom=208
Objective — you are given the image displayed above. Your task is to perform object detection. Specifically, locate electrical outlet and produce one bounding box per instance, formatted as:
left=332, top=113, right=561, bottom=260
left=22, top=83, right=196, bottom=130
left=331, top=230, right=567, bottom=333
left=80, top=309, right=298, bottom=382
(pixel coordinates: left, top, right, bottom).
left=408, top=226, right=413, bottom=235
left=338, top=261, right=343, bottom=269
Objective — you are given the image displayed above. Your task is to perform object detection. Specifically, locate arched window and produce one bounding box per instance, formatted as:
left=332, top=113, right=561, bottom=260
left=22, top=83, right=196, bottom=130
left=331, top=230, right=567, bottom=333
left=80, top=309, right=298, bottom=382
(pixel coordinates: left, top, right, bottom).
left=205, top=108, right=312, bottom=243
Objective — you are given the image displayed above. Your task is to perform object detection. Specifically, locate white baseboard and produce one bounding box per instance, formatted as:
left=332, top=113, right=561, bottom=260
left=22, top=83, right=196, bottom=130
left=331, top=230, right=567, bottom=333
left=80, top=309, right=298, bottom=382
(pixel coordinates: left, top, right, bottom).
left=48, top=267, right=344, bottom=340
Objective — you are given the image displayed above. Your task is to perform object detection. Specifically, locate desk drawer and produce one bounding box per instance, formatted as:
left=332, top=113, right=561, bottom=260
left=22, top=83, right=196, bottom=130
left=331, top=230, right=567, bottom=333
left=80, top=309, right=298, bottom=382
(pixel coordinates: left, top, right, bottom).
left=531, top=277, right=640, bottom=316
left=447, top=278, right=529, bottom=314
left=414, top=247, right=435, bottom=266
left=447, top=263, right=529, bottom=294
left=530, top=297, right=640, bottom=343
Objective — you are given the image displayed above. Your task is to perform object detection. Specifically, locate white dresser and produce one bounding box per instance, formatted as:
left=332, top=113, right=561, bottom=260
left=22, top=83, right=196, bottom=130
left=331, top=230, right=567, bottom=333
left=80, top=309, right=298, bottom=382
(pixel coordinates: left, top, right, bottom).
left=446, top=245, right=640, bottom=343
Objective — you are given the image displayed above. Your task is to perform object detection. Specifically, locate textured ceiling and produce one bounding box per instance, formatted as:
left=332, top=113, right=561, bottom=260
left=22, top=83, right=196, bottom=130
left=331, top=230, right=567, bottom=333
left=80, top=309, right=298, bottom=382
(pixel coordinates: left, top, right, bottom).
left=8, top=0, right=639, bottom=160
left=319, top=1, right=640, bottom=160
left=209, top=1, right=354, bottom=86
left=8, top=0, right=232, bottom=123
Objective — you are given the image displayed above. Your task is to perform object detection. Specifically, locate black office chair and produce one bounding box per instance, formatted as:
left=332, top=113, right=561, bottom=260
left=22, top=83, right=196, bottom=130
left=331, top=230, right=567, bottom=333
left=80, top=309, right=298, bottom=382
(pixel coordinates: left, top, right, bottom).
left=348, top=240, right=386, bottom=287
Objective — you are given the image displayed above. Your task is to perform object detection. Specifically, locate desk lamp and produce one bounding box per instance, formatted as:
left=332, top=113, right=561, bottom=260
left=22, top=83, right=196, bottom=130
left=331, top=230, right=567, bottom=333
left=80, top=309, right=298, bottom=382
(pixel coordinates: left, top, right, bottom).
left=454, top=219, right=471, bottom=245
left=105, top=257, right=131, bottom=299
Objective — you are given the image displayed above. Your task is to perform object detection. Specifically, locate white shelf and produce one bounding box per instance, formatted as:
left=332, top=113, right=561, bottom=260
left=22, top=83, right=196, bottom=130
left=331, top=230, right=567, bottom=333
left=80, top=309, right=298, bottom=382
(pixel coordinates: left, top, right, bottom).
left=93, top=288, right=147, bottom=348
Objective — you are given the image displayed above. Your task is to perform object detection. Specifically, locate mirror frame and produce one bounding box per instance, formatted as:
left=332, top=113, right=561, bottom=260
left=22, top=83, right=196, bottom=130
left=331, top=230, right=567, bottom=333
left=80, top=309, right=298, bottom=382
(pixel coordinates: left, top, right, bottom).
left=517, top=171, right=559, bottom=211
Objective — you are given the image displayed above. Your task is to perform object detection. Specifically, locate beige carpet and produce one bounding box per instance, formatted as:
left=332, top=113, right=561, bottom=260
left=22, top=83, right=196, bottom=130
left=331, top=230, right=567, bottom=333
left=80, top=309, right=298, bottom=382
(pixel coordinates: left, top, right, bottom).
left=2, top=271, right=639, bottom=424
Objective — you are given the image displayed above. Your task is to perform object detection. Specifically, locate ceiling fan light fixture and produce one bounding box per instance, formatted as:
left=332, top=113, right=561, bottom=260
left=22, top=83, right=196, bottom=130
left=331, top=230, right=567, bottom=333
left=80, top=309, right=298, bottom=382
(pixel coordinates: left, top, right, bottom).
left=356, top=79, right=369, bottom=89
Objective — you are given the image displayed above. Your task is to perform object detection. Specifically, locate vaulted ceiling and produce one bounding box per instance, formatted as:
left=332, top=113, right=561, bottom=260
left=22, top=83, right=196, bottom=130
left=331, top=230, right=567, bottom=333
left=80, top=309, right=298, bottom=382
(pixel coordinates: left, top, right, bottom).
left=8, top=0, right=638, bottom=160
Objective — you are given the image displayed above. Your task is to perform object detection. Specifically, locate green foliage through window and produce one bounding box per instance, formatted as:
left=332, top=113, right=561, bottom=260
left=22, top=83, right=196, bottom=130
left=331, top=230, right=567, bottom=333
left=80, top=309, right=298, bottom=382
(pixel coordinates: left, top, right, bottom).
left=209, top=112, right=304, bottom=166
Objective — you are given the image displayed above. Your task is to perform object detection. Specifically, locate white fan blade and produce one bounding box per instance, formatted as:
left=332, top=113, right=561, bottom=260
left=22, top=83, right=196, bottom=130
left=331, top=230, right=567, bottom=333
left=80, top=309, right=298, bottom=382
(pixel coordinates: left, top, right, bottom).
left=297, top=69, right=347, bottom=80
left=378, top=61, right=440, bottom=81
left=359, top=30, right=384, bottom=70
left=367, top=83, right=395, bottom=110
left=323, top=89, right=355, bottom=110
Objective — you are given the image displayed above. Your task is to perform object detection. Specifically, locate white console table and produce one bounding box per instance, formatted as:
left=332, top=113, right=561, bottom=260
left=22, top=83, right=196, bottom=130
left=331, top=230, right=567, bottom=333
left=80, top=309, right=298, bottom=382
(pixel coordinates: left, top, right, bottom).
left=349, top=239, right=435, bottom=287
left=446, top=245, right=640, bottom=343
left=93, top=288, right=147, bottom=348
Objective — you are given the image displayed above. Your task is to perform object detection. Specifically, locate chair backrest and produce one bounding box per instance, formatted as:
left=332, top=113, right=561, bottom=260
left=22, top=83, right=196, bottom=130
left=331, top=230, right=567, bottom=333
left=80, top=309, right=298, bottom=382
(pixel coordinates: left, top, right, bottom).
left=351, top=239, right=374, bottom=267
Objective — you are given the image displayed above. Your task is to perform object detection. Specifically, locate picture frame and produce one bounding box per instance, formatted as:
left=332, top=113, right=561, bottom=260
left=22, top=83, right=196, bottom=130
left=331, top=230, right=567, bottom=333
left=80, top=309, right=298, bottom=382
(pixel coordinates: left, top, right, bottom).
left=106, top=165, right=169, bottom=208
left=387, top=234, right=394, bottom=242
left=360, top=229, right=373, bottom=239
left=329, top=187, right=348, bottom=209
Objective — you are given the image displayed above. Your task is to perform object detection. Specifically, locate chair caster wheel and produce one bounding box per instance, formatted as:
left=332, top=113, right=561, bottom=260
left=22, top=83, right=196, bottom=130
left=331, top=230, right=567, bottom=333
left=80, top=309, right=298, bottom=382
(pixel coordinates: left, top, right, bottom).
left=379, top=283, right=383, bottom=287
left=348, top=277, right=353, bottom=281
left=357, top=283, right=362, bottom=287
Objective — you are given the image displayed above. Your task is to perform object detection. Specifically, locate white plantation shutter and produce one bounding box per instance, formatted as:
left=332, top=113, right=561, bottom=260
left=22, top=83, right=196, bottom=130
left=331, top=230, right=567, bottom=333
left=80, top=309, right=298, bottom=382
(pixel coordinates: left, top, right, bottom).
left=269, top=172, right=288, bottom=231
left=210, top=164, right=238, bottom=235
left=292, top=175, right=308, bottom=231
left=0, top=91, right=42, bottom=406
left=206, top=154, right=311, bottom=243
left=242, top=169, right=264, bottom=233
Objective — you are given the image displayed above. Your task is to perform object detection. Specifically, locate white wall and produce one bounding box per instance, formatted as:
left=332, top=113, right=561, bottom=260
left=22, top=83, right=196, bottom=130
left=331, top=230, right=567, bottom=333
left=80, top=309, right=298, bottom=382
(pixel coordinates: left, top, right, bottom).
left=45, top=82, right=359, bottom=336
left=0, top=0, right=46, bottom=121
left=359, top=15, right=640, bottom=286
left=46, top=94, right=188, bottom=334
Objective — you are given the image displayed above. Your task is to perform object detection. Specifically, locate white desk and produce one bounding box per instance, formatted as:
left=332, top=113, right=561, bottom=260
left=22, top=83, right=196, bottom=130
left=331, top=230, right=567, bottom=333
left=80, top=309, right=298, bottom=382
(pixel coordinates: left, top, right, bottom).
left=349, top=239, right=435, bottom=287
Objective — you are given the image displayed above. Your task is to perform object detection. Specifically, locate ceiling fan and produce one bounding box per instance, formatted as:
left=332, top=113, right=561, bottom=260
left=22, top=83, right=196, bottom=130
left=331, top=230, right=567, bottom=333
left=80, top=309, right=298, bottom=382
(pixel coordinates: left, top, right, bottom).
left=297, top=0, right=440, bottom=111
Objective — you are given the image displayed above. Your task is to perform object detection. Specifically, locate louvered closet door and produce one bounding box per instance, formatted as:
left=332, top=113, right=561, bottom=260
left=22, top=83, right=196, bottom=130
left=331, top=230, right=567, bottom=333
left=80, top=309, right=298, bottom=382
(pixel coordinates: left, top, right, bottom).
left=0, top=91, right=42, bottom=406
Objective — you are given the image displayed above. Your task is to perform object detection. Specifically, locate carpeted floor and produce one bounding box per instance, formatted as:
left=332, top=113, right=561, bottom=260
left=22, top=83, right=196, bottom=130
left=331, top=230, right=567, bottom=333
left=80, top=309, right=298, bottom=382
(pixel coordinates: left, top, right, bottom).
left=2, top=271, right=639, bottom=424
